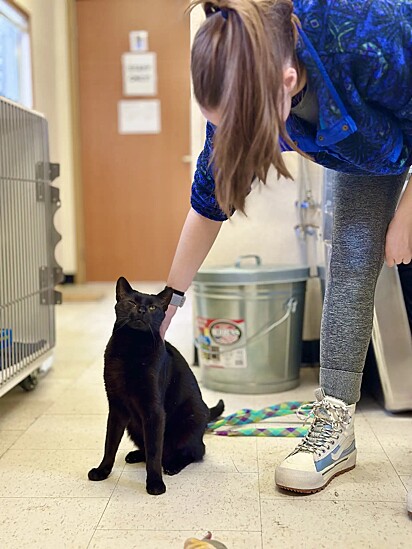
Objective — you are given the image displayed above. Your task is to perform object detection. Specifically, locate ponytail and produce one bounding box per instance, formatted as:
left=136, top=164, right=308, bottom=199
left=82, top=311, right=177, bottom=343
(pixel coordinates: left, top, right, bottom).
left=189, top=0, right=300, bottom=216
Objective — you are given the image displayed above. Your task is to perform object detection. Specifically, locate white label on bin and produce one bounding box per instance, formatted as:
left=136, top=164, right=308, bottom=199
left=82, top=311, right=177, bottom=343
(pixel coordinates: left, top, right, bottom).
left=197, top=317, right=247, bottom=369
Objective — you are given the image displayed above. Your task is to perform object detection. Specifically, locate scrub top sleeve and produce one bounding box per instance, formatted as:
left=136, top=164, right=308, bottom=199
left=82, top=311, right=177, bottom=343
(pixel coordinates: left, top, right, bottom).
left=190, top=122, right=230, bottom=222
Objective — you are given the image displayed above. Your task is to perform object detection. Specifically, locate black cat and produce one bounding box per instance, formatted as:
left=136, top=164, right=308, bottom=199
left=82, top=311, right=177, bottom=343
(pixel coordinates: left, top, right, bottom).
left=88, top=277, right=224, bottom=495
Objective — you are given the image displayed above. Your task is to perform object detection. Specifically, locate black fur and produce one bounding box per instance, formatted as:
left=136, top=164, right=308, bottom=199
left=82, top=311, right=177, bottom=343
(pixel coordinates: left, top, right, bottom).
left=88, top=277, right=224, bottom=495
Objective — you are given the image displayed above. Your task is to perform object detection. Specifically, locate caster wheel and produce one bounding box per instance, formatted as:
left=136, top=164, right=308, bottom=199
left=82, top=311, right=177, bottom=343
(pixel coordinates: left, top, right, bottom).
left=20, top=371, right=39, bottom=392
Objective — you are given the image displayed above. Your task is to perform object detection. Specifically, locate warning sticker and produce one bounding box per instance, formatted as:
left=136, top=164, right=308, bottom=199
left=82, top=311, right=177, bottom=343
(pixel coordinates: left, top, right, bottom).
left=197, top=317, right=247, bottom=369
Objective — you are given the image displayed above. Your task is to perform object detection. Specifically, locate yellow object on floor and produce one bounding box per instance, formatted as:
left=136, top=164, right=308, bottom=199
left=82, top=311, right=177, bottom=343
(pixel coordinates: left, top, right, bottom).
left=184, top=532, right=228, bottom=548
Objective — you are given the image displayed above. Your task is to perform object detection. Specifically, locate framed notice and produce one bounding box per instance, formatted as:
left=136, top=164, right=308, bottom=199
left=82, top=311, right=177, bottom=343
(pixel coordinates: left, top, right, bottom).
left=121, top=52, right=157, bottom=96
left=118, top=100, right=161, bottom=135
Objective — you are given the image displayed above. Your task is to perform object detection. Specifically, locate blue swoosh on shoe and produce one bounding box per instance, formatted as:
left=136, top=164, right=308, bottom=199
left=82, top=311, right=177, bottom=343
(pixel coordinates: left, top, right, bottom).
left=315, top=440, right=356, bottom=473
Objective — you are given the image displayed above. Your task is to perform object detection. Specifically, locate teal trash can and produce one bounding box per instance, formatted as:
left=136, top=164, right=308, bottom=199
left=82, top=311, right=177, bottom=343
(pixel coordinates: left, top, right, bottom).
left=193, top=256, right=309, bottom=394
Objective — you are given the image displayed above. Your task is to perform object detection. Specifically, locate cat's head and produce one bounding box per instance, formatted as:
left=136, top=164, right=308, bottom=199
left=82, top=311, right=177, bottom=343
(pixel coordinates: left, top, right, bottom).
left=114, top=277, right=173, bottom=333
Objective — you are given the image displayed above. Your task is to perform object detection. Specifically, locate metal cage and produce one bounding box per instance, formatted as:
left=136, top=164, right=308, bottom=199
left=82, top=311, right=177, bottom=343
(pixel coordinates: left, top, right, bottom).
left=0, top=97, right=62, bottom=397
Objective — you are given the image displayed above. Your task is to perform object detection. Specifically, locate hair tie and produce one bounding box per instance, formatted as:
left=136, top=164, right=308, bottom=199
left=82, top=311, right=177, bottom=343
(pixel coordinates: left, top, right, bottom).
left=221, top=9, right=229, bottom=20
left=205, top=3, right=230, bottom=21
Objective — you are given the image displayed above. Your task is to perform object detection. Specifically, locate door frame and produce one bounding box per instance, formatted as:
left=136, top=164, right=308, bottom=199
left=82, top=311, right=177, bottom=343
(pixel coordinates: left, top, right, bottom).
left=67, top=0, right=86, bottom=283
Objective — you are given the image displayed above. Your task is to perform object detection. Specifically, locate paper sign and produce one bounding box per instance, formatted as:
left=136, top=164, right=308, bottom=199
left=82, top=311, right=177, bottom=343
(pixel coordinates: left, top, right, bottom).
left=122, top=52, right=157, bottom=96
left=118, top=100, right=161, bottom=134
left=129, top=30, right=149, bottom=52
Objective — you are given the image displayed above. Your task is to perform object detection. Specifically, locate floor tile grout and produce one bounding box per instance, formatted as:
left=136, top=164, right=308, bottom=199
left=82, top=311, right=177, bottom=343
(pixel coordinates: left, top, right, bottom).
left=87, top=467, right=124, bottom=549
left=362, top=413, right=410, bottom=488
left=1, top=283, right=411, bottom=548
left=256, top=437, right=265, bottom=549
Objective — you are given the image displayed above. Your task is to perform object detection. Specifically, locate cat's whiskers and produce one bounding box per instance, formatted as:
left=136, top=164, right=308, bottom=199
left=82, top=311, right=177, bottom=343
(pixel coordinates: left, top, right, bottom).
left=148, top=323, right=157, bottom=353
left=113, top=317, right=130, bottom=333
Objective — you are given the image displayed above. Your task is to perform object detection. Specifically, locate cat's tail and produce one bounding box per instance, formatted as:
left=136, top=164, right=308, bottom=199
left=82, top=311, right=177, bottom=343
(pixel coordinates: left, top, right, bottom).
left=208, top=399, right=224, bottom=421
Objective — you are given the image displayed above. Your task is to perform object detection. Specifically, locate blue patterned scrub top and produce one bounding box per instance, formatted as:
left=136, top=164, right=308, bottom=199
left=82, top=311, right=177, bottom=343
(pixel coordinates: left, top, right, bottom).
left=191, top=0, right=412, bottom=221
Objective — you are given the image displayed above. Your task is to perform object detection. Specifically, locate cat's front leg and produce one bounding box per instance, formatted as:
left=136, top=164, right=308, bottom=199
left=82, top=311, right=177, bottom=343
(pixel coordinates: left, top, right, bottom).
left=142, top=408, right=166, bottom=495
left=88, top=405, right=128, bottom=481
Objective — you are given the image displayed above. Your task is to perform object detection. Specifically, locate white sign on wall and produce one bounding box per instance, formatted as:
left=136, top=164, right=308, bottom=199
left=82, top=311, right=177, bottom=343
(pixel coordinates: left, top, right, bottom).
left=118, top=100, right=161, bottom=135
left=129, top=30, right=149, bottom=52
left=122, top=52, right=157, bottom=96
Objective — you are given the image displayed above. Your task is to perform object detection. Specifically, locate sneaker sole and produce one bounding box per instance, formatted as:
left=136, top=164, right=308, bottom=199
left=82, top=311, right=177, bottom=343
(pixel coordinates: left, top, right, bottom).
left=276, top=463, right=356, bottom=494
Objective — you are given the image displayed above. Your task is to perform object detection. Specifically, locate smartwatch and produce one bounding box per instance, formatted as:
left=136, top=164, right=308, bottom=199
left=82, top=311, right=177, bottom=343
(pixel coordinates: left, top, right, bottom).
left=168, top=287, right=186, bottom=308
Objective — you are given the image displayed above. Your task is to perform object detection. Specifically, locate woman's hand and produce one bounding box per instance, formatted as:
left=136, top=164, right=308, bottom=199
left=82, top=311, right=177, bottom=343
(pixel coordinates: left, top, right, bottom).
left=161, top=208, right=223, bottom=339
left=385, top=209, right=412, bottom=267
left=160, top=305, right=178, bottom=340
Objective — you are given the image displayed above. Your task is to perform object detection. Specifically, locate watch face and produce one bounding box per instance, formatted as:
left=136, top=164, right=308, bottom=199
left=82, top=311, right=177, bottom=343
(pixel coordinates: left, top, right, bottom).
left=171, top=293, right=185, bottom=307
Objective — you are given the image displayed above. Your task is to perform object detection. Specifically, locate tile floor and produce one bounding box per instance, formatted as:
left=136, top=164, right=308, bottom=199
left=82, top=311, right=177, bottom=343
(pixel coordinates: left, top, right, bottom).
left=0, top=283, right=411, bottom=549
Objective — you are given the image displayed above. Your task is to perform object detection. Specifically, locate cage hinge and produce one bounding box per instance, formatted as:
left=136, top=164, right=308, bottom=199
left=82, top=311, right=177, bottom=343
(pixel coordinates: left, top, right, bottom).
left=49, top=163, right=60, bottom=182
left=39, top=266, right=49, bottom=290
left=39, top=267, right=63, bottom=305
left=53, top=267, right=64, bottom=285
left=40, top=289, right=63, bottom=306
left=36, top=181, right=45, bottom=202
left=54, top=291, right=63, bottom=305
left=50, top=186, right=61, bottom=206
left=35, top=162, right=60, bottom=202
left=36, top=161, right=60, bottom=182
left=40, top=290, right=62, bottom=306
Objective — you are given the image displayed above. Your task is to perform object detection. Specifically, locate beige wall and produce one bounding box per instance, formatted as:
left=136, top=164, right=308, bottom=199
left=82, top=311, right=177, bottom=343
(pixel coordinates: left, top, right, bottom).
left=15, top=0, right=77, bottom=275
left=10, top=0, right=324, bottom=343
left=190, top=8, right=324, bottom=341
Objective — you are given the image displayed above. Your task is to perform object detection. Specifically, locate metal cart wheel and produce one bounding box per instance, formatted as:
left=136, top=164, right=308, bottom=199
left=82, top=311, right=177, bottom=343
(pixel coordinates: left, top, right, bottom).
left=19, top=371, right=39, bottom=392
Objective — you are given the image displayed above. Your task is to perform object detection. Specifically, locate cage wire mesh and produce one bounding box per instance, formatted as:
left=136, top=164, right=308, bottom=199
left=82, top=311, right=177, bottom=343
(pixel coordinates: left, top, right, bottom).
left=0, top=97, right=62, bottom=396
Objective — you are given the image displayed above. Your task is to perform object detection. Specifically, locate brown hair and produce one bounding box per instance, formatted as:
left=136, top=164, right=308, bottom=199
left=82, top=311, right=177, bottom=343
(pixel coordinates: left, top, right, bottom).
left=189, top=0, right=301, bottom=216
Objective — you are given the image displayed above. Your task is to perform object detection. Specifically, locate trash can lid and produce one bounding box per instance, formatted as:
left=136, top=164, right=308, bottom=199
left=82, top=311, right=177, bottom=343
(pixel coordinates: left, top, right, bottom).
left=194, top=256, right=310, bottom=285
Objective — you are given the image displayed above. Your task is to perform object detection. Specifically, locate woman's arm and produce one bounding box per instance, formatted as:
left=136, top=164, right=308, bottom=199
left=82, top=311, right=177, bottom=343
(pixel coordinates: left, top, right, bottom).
left=160, top=207, right=222, bottom=337
left=167, top=207, right=222, bottom=292
left=385, top=174, right=412, bottom=267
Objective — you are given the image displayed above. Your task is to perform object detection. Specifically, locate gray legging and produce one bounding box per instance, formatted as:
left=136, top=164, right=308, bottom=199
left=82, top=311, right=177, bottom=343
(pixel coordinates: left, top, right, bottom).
left=320, top=170, right=408, bottom=404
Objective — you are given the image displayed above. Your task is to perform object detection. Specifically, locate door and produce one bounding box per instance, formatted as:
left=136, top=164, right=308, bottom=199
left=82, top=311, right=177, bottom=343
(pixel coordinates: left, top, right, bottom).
left=76, top=0, right=191, bottom=281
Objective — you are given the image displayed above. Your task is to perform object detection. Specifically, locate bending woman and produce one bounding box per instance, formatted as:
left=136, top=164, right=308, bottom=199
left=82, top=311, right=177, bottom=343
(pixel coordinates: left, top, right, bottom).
left=162, top=0, right=412, bottom=514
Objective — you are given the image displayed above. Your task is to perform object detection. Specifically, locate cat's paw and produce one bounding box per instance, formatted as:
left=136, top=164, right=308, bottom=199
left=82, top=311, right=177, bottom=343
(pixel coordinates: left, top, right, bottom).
left=163, top=462, right=184, bottom=476
left=125, top=450, right=145, bottom=463
left=146, top=479, right=166, bottom=495
left=88, top=467, right=111, bottom=481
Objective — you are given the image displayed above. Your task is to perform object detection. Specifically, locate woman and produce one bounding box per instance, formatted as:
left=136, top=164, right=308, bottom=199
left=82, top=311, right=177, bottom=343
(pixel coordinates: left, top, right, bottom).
left=162, top=0, right=412, bottom=513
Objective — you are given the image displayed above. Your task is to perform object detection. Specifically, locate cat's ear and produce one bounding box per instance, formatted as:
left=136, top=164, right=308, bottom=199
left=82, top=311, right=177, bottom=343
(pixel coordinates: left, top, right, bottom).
left=157, top=286, right=173, bottom=311
left=116, top=277, right=133, bottom=302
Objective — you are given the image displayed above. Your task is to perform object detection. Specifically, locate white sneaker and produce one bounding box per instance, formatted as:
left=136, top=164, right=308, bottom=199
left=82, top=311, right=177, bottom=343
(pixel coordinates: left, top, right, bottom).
left=408, top=489, right=412, bottom=517
left=275, top=388, right=357, bottom=493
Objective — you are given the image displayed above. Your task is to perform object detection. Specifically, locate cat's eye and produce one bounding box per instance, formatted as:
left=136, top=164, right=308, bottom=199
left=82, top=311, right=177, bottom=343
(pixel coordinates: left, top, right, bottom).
left=148, top=305, right=156, bottom=311
left=128, top=300, right=136, bottom=306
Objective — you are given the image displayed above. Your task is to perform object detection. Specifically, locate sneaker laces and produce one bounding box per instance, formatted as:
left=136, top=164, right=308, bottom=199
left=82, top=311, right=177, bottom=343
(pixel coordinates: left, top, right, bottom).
left=293, top=399, right=352, bottom=456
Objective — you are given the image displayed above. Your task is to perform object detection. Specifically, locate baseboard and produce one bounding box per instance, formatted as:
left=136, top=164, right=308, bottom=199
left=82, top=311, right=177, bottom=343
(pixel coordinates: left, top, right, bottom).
left=301, top=339, right=320, bottom=367
left=62, top=273, right=76, bottom=284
